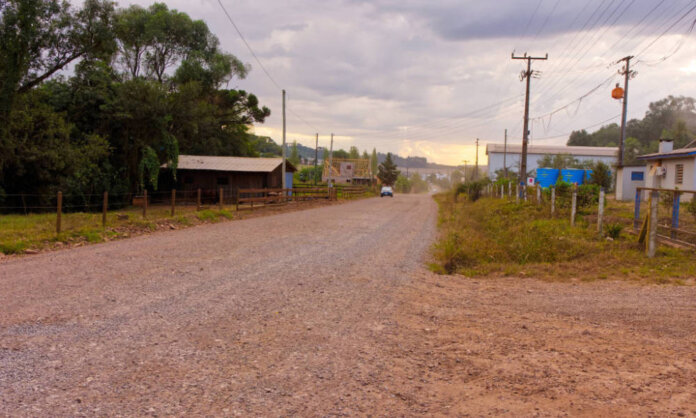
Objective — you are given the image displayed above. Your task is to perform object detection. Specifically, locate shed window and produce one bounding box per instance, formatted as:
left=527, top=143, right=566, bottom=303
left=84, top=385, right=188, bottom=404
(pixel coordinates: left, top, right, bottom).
left=217, top=177, right=229, bottom=185
left=676, top=164, right=684, bottom=185
left=630, top=171, right=644, bottom=181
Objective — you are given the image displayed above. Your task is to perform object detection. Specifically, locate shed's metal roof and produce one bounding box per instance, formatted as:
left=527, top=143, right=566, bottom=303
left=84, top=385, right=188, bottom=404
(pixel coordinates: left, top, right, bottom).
left=486, top=144, right=618, bottom=157
left=169, top=155, right=296, bottom=172
left=637, top=147, right=696, bottom=160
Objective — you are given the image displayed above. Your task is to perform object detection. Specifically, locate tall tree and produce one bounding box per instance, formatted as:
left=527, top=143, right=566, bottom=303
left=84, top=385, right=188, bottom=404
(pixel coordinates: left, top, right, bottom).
left=289, top=141, right=300, bottom=166
left=371, top=148, right=378, bottom=175
left=377, top=153, right=400, bottom=185
left=349, top=146, right=360, bottom=159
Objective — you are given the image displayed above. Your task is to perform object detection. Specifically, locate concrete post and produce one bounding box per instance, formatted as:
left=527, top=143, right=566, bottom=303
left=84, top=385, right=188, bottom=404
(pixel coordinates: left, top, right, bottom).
left=598, top=188, right=605, bottom=235
left=648, top=191, right=659, bottom=258
left=551, top=187, right=555, bottom=216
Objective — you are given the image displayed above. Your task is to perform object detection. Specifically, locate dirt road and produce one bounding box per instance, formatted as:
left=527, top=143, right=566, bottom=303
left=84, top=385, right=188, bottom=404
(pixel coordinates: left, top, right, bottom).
left=1, top=194, right=695, bottom=416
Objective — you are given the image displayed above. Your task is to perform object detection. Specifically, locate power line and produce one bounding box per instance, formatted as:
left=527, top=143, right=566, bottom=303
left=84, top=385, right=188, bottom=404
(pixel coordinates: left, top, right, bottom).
left=216, top=0, right=282, bottom=91
left=531, top=114, right=621, bottom=141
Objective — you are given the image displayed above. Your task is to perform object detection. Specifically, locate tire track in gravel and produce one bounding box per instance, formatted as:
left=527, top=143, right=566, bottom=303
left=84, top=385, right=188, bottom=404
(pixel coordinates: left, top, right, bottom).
left=0, top=194, right=437, bottom=416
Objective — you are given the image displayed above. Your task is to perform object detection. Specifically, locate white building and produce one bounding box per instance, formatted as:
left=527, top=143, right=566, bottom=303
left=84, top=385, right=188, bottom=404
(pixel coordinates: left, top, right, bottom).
left=485, top=144, right=618, bottom=180
left=614, top=165, right=646, bottom=201
left=638, top=138, right=696, bottom=201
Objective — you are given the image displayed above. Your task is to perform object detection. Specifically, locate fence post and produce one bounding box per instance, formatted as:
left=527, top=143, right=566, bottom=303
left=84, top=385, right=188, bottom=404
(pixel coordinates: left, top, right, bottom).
left=523, top=185, right=528, bottom=202
left=500, top=183, right=504, bottom=199
left=102, top=191, right=108, bottom=228
left=570, top=185, right=577, bottom=226
left=508, top=181, right=512, bottom=199
left=634, top=188, right=641, bottom=230
left=515, top=184, right=520, bottom=204
left=219, top=187, right=223, bottom=210
left=551, top=187, right=556, bottom=216
left=598, top=187, right=605, bottom=235
left=171, top=189, right=176, bottom=217
left=536, top=184, right=541, bottom=204
left=648, top=191, right=659, bottom=258
left=671, top=191, right=681, bottom=240
left=197, top=188, right=201, bottom=211
left=56, top=191, right=62, bottom=235
left=143, top=189, right=148, bottom=218
left=235, top=187, right=240, bottom=212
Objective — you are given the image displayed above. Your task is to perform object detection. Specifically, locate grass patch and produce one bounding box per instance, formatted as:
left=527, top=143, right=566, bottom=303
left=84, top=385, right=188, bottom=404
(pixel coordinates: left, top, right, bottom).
left=431, top=194, right=696, bottom=285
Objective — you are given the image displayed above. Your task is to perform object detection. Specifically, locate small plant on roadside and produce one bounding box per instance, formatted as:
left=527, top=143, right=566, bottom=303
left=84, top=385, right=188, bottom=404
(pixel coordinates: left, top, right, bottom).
left=605, top=223, right=623, bottom=239
left=687, top=198, right=696, bottom=221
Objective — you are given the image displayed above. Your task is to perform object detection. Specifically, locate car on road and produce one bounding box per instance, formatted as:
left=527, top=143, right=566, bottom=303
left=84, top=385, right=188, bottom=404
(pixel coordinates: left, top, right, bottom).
left=380, top=186, right=394, bottom=197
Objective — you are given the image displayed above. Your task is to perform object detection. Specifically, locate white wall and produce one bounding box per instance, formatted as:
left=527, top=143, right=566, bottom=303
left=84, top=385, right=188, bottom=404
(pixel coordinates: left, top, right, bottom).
left=615, top=166, right=645, bottom=201
left=644, top=157, right=696, bottom=202
left=487, top=152, right=618, bottom=179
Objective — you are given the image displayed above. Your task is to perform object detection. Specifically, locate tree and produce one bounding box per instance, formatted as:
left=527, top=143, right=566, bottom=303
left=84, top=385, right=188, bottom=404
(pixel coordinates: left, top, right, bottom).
left=361, top=150, right=369, bottom=160
left=588, top=161, right=612, bottom=190
left=289, top=141, right=300, bottom=166
left=394, top=175, right=411, bottom=193
left=332, top=149, right=349, bottom=159
left=451, top=170, right=464, bottom=184
left=349, top=146, right=360, bottom=159
left=371, top=148, right=378, bottom=175
left=377, top=152, right=400, bottom=185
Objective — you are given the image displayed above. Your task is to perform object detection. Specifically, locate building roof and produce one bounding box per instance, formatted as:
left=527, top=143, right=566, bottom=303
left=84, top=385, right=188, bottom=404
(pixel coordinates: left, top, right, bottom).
left=486, top=143, right=618, bottom=157
left=168, top=155, right=297, bottom=172
left=637, top=147, right=696, bottom=161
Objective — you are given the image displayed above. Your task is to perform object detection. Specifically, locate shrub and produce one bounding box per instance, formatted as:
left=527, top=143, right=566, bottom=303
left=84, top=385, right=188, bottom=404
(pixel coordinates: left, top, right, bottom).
left=687, top=197, right=696, bottom=221
left=605, top=223, right=623, bottom=239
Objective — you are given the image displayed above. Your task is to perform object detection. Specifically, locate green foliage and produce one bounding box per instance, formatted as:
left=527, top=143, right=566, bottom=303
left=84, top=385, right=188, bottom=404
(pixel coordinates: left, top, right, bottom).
left=348, top=146, right=360, bottom=159
left=377, top=153, right=400, bottom=186
left=289, top=141, right=300, bottom=166
left=297, top=166, right=322, bottom=183
left=568, top=96, right=696, bottom=164
left=455, top=179, right=489, bottom=202
left=605, top=223, right=623, bottom=240
left=588, top=161, right=612, bottom=190
left=0, top=1, right=272, bottom=203
left=138, top=146, right=160, bottom=191
left=410, top=173, right=429, bottom=193
left=687, top=198, right=696, bottom=221
left=371, top=148, right=378, bottom=175
left=394, top=175, right=412, bottom=193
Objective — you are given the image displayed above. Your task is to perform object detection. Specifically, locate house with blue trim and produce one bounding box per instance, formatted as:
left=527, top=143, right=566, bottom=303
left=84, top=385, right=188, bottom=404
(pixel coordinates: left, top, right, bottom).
left=637, top=138, right=696, bottom=200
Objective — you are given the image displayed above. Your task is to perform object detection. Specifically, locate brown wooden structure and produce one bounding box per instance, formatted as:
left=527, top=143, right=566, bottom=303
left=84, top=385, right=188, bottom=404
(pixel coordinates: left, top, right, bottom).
left=161, top=155, right=297, bottom=201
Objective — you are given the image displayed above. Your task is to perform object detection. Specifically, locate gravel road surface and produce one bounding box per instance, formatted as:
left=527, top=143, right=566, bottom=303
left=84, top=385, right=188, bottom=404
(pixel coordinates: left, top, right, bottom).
left=2, top=193, right=695, bottom=416
left=1, top=194, right=436, bottom=416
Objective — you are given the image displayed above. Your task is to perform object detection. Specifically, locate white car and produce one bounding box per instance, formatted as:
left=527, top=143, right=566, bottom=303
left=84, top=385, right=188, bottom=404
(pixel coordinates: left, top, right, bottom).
left=380, top=186, right=394, bottom=197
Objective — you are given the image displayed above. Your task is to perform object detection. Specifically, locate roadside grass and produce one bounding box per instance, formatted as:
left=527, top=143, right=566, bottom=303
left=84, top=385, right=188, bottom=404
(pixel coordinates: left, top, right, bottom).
left=430, top=194, right=696, bottom=285
left=0, top=205, right=234, bottom=255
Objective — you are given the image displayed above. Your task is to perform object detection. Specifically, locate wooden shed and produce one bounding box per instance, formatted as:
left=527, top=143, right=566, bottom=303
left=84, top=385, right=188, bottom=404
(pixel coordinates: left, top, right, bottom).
left=162, top=155, right=297, bottom=195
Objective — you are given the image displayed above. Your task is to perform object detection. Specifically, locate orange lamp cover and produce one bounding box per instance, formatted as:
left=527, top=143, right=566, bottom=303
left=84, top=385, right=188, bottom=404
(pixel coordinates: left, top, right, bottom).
left=612, top=85, right=624, bottom=100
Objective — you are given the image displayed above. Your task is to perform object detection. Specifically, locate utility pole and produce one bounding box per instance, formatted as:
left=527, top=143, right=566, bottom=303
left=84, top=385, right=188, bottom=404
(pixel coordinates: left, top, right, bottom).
left=314, top=132, right=319, bottom=185
left=474, top=138, right=479, bottom=180
left=617, top=55, right=635, bottom=167
left=281, top=89, right=287, bottom=189
left=503, top=128, right=508, bottom=179
left=512, top=52, right=548, bottom=187
left=327, top=133, right=334, bottom=188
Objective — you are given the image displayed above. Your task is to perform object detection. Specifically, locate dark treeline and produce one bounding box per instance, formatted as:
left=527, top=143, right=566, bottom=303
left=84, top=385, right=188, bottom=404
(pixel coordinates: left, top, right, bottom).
left=567, top=96, right=696, bottom=164
left=0, top=0, right=272, bottom=204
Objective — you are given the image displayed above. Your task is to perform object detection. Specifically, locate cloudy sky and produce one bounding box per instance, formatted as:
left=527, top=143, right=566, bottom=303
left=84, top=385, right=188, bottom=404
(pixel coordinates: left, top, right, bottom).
left=117, top=0, right=696, bottom=165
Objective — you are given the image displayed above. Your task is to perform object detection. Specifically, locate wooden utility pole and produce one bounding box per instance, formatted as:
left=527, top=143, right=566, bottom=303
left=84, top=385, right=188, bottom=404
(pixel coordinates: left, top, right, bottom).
left=511, top=52, right=548, bottom=188
left=503, top=128, right=508, bottom=178
left=314, top=133, right=319, bottom=185
left=474, top=138, right=479, bottom=180
left=327, top=133, right=334, bottom=188
left=281, top=89, right=287, bottom=189
left=617, top=56, right=634, bottom=167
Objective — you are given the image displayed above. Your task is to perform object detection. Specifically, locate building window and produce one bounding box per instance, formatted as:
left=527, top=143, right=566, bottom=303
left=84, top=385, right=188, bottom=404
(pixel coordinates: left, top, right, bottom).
left=676, top=164, right=684, bottom=185
left=630, top=171, right=644, bottom=181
